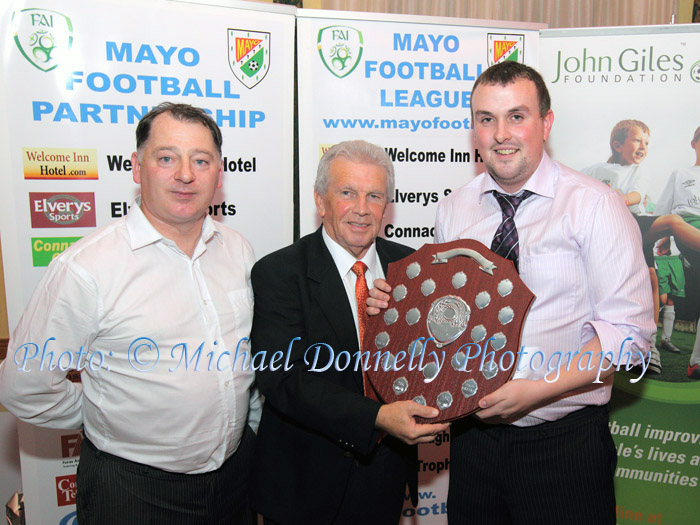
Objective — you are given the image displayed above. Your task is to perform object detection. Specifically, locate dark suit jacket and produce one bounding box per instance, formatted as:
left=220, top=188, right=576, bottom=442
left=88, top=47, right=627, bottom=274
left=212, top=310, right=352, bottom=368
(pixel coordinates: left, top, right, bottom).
left=250, top=228, right=416, bottom=525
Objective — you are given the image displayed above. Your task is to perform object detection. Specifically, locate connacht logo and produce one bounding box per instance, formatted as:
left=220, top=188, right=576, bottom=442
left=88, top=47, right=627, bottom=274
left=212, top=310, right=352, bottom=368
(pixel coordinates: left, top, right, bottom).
left=317, top=25, right=363, bottom=78
left=487, top=34, right=524, bottom=66
left=12, top=8, right=73, bottom=72
left=228, top=29, right=270, bottom=89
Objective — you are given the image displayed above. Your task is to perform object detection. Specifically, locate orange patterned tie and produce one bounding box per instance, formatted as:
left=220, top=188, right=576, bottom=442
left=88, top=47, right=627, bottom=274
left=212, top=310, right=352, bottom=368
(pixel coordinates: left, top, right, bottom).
left=350, top=261, right=369, bottom=345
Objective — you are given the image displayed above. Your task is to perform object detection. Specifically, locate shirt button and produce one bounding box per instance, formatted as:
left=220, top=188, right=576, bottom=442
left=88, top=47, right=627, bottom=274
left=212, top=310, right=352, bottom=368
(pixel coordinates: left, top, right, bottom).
left=344, top=450, right=353, bottom=458
left=225, top=380, right=231, bottom=387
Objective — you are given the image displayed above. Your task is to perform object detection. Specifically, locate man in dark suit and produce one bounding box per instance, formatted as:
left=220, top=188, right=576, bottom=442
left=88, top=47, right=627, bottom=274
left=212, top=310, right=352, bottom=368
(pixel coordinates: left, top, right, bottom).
left=250, top=140, right=449, bottom=525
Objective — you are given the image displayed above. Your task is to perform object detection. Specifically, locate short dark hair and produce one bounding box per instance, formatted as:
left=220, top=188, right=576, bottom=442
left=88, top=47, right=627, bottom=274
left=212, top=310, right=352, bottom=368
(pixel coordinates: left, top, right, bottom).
left=135, top=102, right=222, bottom=156
left=472, top=62, right=551, bottom=118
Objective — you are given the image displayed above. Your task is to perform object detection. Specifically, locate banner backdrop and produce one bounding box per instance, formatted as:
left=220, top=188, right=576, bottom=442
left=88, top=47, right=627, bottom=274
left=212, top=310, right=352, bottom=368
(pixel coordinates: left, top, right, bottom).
left=541, top=24, right=700, bottom=523
left=297, top=10, right=543, bottom=523
left=0, top=0, right=295, bottom=523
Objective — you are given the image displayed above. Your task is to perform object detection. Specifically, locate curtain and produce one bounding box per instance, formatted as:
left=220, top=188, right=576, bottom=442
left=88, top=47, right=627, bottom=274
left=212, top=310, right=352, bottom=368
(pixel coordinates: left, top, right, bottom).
left=318, top=0, right=679, bottom=28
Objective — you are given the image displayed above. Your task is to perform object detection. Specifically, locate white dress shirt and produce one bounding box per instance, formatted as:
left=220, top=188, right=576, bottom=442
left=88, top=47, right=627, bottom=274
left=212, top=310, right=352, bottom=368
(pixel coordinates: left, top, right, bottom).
left=436, top=153, right=656, bottom=426
left=322, top=227, right=385, bottom=347
left=0, top=201, right=261, bottom=473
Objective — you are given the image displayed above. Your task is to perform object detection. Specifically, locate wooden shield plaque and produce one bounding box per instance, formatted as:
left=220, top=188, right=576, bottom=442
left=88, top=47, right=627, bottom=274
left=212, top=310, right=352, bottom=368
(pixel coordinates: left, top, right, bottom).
left=363, top=239, right=535, bottom=423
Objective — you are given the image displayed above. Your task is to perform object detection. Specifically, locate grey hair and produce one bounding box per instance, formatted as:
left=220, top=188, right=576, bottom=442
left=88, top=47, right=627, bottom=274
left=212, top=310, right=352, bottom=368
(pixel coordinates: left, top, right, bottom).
left=314, top=140, right=395, bottom=198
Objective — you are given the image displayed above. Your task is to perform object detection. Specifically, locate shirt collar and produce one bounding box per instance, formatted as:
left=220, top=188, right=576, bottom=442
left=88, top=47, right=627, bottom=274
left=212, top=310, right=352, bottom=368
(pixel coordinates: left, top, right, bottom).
left=126, top=197, right=222, bottom=251
left=477, top=152, right=557, bottom=203
left=321, top=226, right=380, bottom=278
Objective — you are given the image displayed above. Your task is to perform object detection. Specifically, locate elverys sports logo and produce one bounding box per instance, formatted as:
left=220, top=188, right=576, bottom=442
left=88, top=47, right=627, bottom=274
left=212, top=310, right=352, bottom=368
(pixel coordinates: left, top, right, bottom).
left=487, top=34, right=524, bottom=66
left=228, top=29, right=270, bottom=89
left=12, top=8, right=73, bottom=72
left=29, top=192, right=96, bottom=228
left=317, top=25, right=363, bottom=78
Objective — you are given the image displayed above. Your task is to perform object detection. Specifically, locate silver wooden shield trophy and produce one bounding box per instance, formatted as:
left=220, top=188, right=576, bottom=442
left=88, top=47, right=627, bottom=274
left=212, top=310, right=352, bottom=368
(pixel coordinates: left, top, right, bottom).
left=363, top=239, right=535, bottom=423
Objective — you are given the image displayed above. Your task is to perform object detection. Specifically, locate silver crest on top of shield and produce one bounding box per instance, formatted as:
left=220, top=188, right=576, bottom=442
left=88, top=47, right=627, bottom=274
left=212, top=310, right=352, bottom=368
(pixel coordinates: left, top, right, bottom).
left=426, top=295, right=470, bottom=347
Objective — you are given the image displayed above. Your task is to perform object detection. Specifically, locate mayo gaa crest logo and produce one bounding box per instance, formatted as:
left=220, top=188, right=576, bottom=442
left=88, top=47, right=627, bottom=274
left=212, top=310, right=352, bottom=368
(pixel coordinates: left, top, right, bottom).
left=12, top=8, right=73, bottom=72
left=317, top=25, right=363, bottom=78
left=487, top=33, right=524, bottom=66
left=228, top=29, right=270, bottom=89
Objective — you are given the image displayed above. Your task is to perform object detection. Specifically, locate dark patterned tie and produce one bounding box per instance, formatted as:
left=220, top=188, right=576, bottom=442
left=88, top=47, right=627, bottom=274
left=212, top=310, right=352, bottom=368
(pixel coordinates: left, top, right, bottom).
left=491, top=191, right=532, bottom=273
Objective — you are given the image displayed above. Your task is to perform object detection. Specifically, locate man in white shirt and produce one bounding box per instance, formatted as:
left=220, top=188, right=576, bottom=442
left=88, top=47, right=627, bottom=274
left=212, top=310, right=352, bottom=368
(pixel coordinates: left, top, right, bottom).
left=0, top=103, right=260, bottom=524
left=371, top=62, right=655, bottom=524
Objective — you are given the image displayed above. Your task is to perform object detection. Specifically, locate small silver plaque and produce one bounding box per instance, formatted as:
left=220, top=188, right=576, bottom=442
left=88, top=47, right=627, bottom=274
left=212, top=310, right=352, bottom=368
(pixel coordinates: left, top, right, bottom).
left=452, top=351, right=467, bottom=371
left=498, top=307, right=514, bottom=325
left=384, top=308, right=399, bottom=325
left=427, top=295, right=471, bottom=347
left=409, top=339, right=423, bottom=359
left=421, top=279, right=436, bottom=296
left=413, top=395, right=426, bottom=406
left=406, top=262, right=421, bottom=279
left=437, top=391, right=453, bottom=410
left=461, top=379, right=478, bottom=398
left=489, top=332, right=506, bottom=351
left=422, top=362, right=438, bottom=381
left=451, top=271, right=467, bottom=289
left=497, top=279, right=513, bottom=297
left=382, top=352, right=395, bottom=371
left=393, top=284, right=408, bottom=302
left=405, top=308, right=421, bottom=325
left=471, top=324, right=487, bottom=343
left=475, top=291, right=491, bottom=309
left=482, top=359, right=498, bottom=380
left=393, top=377, right=408, bottom=395
left=375, top=331, right=390, bottom=349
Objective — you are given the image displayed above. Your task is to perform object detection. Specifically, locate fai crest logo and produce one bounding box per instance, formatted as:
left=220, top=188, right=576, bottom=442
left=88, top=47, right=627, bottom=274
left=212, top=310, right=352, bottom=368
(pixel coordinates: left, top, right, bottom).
left=691, top=60, right=700, bottom=83
left=487, top=34, right=524, bottom=66
left=12, top=8, right=73, bottom=72
left=317, top=26, right=363, bottom=78
left=228, top=29, right=270, bottom=89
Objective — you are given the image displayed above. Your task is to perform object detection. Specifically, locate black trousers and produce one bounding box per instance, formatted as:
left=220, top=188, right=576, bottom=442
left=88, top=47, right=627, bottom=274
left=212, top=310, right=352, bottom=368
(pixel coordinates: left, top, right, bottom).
left=448, top=405, right=617, bottom=525
left=76, top=426, right=257, bottom=525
